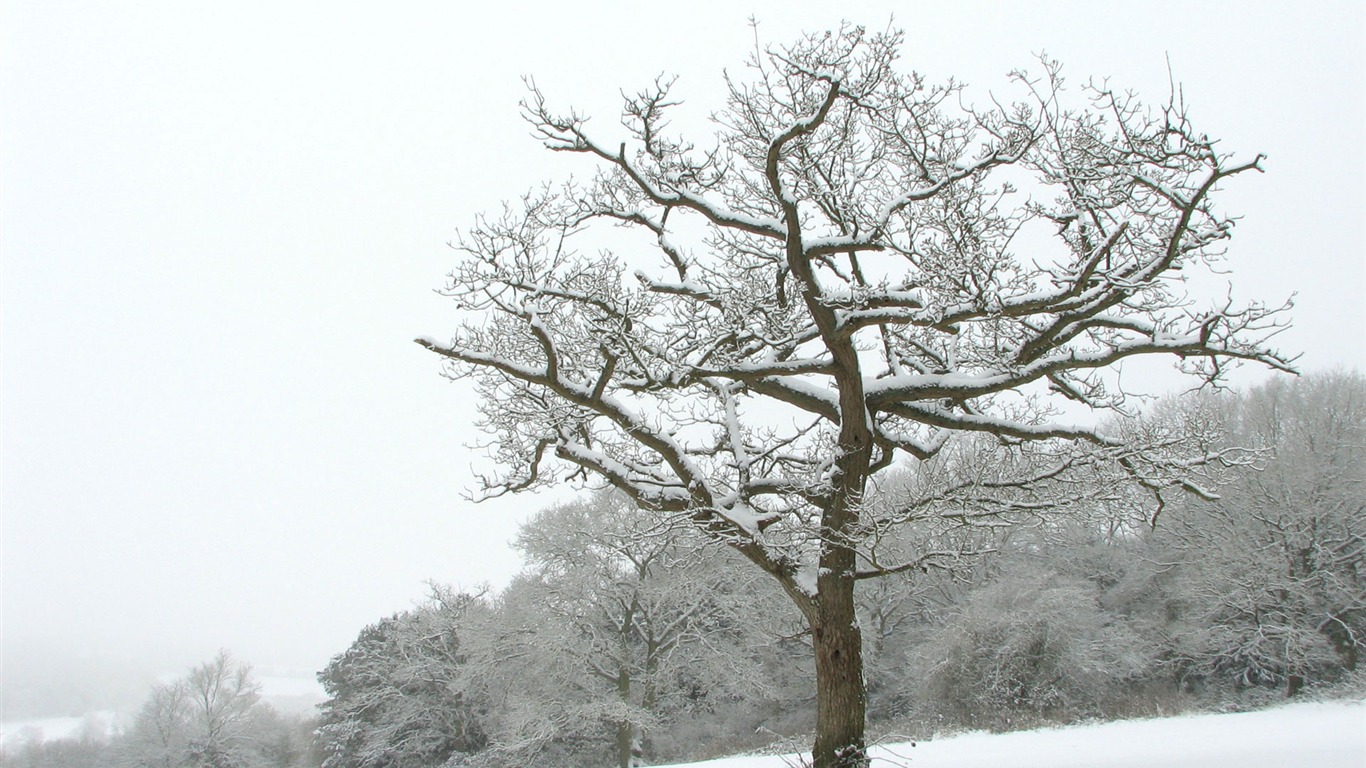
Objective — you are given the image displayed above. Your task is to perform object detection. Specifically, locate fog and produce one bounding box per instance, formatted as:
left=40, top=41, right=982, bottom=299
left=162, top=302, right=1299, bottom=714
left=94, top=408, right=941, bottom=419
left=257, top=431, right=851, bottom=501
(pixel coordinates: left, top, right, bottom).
left=3, top=0, right=1363, bottom=719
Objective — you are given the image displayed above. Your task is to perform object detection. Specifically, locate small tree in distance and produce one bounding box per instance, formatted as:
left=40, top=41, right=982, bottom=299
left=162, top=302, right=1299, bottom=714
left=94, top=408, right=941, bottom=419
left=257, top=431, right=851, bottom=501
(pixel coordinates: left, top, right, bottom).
left=418, top=24, right=1291, bottom=768
left=121, top=651, right=281, bottom=768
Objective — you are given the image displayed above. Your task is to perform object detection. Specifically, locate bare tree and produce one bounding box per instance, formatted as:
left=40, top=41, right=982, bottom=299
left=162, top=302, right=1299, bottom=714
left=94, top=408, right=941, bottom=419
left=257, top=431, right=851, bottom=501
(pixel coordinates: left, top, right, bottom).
left=182, top=652, right=264, bottom=768
left=123, top=682, right=191, bottom=768
left=418, top=24, right=1290, bottom=767
left=121, top=652, right=276, bottom=768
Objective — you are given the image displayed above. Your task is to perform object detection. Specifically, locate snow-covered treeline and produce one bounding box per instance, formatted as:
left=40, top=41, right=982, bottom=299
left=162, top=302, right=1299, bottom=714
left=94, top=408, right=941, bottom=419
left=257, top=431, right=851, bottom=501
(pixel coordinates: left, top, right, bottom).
left=311, top=372, right=1364, bottom=768
left=316, top=493, right=812, bottom=768
left=7, top=373, right=1359, bottom=768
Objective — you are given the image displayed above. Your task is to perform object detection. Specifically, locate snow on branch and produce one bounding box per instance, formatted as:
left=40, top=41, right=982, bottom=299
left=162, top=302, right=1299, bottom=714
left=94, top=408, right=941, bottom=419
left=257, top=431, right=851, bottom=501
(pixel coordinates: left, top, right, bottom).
left=420, top=24, right=1294, bottom=606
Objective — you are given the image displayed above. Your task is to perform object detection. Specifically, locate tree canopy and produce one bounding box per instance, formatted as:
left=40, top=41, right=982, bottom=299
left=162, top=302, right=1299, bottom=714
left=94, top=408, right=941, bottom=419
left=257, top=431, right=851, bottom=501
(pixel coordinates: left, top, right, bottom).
left=419, top=23, right=1291, bottom=767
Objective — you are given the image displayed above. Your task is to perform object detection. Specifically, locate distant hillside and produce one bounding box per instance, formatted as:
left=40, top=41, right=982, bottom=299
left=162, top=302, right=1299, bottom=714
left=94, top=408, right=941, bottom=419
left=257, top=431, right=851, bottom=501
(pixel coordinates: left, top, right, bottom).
left=0, top=673, right=323, bottom=749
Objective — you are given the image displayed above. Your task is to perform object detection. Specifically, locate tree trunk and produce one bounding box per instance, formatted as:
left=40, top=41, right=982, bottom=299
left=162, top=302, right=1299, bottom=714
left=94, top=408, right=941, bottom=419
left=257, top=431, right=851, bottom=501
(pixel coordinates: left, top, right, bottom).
left=616, top=720, right=637, bottom=768
left=616, top=668, right=637, bottom=768
left=1287, top=674, right=1304, bottom=698
left=811, top=562, right=868, bottom=768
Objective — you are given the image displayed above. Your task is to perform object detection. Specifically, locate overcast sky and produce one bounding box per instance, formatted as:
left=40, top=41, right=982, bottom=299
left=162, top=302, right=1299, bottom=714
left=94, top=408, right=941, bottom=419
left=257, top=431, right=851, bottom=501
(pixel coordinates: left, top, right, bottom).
left=3, top=0, right=1364, bottom=698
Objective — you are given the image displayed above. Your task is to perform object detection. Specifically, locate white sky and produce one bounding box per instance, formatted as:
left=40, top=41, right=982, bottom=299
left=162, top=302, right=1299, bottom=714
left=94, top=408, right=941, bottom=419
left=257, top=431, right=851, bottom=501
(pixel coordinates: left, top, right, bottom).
left=3, top=0, right=1364, bottom=687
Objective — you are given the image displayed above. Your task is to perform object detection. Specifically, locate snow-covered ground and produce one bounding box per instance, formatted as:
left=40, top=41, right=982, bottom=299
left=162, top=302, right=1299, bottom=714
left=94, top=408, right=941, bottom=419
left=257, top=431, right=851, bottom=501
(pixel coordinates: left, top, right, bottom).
left=4, top=698, right=1361, bottom=765
left=657, top=700, right=1366, bottom=768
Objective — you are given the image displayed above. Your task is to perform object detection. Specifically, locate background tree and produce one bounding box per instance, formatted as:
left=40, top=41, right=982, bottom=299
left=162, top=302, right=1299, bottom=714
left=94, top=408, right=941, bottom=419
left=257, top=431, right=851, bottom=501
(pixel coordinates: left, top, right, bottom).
left=418, top=23, right=1290, bottom=767
left=0, top=722, right=118, bottom=768
left=1157, top=372, right=1366, bottom=695
left=467, top=490, right=785, bottom=768
left=519, top=492, right=717, bottom=767
left=316, top=590, right=490, bottom=768
left=182, top=652, right=263, bottom=768
left=123, top=680, right=191, bottom=768
left=911, top=559, right=1154, bottom=730
left=854, top=464, right=1003, bottom=721
left=120, top=652, right=298, bottom=768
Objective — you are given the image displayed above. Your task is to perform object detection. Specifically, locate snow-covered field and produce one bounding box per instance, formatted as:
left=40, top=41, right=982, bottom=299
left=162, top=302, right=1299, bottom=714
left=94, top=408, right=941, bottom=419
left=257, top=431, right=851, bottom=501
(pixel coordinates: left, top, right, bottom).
left=4, top=698, right=1361, bottom=766
left=658, top=700, right=1366, bottom=768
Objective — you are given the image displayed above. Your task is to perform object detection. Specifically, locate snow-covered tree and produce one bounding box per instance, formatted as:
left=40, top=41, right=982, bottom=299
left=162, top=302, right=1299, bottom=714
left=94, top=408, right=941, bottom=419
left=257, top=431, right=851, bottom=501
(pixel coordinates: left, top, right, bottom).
left=473, top=490, right=781, bottom=768
left=182, top=652, right=264, bottom=768
left=121, top=652, right=287, bottom=768
left=911, top=560, right=1155, bottom=729
left=1160, top=372, right=1366, bottom=694
left=316, top=590, right=490, bottom=768
left=418, top=24, right=1290, bottom=766
left=123, top=680, right=192, bottom=768
left=1, top=730, right=117, bottom=768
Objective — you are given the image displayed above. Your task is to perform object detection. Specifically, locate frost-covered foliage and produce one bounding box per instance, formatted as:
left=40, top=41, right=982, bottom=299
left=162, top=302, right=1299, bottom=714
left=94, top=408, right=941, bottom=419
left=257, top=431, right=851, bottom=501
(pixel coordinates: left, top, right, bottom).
left=317, top=492, right=803, bottom=768
left=1, top=729, right=116, bottom=768
left=418, top=21, right=1290, bottom=767
left=911, top=565, right=1152, bottom=729
left=316, top=591, right=489, bottom=768
left=311, top=375, right=1364, bottom=763
left=1156, top=372, right=1366, bottom=695
left=476, top=491, right=781, bottom=768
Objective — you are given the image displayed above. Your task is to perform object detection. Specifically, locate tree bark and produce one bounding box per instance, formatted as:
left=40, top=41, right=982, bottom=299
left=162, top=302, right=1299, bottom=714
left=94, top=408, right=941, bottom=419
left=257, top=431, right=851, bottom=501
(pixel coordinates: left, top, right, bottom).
left=616, top=720, right=636, bottom=768
left=616, top=668, right=635, bottom=768
left=811, top=559, right=868, bottom=768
